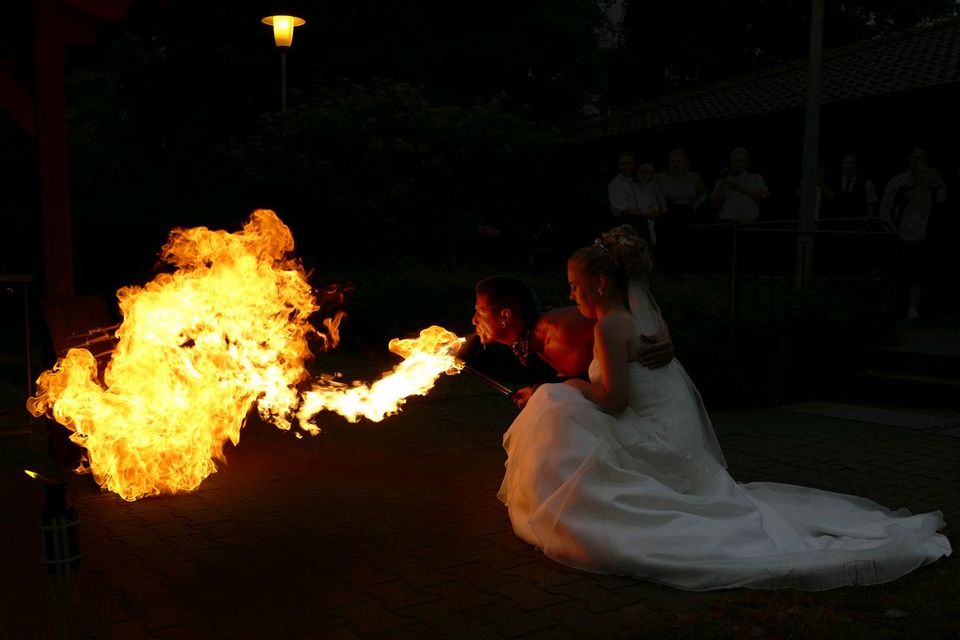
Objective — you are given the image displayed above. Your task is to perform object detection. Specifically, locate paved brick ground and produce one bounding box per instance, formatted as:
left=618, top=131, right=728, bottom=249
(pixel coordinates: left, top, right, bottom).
left=1, top=373, right=957, bottom=639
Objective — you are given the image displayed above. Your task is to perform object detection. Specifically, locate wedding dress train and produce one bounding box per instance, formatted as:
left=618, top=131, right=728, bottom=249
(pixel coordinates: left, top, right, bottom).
left=497, top=285, right=951, bottom=591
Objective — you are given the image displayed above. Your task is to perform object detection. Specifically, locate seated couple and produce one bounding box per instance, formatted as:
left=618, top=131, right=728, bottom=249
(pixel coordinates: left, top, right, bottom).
left=471, top=224, right=950, bottom=592
left=464, top=275, right=673, bottom=408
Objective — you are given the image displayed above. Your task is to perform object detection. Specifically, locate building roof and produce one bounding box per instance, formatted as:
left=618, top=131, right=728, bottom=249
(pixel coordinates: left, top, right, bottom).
left=564, top=18, right=960, bottom=143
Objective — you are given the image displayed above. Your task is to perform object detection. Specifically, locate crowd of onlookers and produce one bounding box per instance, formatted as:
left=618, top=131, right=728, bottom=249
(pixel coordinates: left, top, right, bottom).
left=607, top=147, right=957, bottom=320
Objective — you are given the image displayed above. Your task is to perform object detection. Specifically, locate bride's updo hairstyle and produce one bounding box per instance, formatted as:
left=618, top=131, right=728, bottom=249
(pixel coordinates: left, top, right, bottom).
left=570, top=224, right=653, bottom=291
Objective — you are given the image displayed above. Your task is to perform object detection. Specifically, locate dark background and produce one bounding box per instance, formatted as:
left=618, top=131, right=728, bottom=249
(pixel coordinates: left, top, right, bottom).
left=2, top=0, right=958, bottom=408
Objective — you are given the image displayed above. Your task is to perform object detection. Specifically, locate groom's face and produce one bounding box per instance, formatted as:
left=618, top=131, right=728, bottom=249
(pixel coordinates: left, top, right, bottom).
left=473, top=293, right=507, bottom=345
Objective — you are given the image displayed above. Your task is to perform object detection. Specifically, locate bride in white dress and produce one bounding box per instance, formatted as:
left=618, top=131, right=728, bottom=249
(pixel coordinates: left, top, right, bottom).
left=498, top=225, right=951, bottom=591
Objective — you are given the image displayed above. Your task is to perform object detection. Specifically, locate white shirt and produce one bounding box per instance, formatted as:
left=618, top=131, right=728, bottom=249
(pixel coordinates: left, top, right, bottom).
left=608, top=173, right=641, bottom=216
left=880, top=171, right=947, bottom=241
left=712, top=173, right=768, bottom=222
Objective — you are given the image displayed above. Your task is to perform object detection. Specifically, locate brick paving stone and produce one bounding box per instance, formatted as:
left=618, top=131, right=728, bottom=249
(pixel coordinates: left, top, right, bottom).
left=485, top=578, right=572, bottom=611
left=546, top=578, right=638, bottom=613
left=360, top=579, right=441, bottom=610
left=395, top=600, right=477, bottom=636
left=367, top=624, right=440, bottom=640
left=446, top=561, right=524, bottom=588
left=243, top=520, right=302, bottom=540
left=329, top=599, right=417, bottom=636
left=463, top=600, right=559, bottom=638
left=144, top=518, right=203, bottom=538
left=346, top=546, right=418, bottom=571
left=82, top=541, right=142, bottom=566
left=141, top=602, right=201, bottom=633
left=345, top=562, right=398, bottom=588
left=84, top=619, right=157, bottom=639
left=380, top=531, right=445, bottom=554
left=85, top=559, right=164, bottom=584
left=514, top=625, right=579, bottom=640
left=75, top=594, right=142, bottom=629
left=593, top=574, right=641, bottom=590
left=469, top=546, right=539, bottom=572
left=146, top=621, right=220, bottom=640
left=308, top=580, right=376, bottom=611
left=152, top=559, right=203, bottom=583
left=502, top=562, right=584, bottom=589
left=221, top=621, right=298, bottom=640
left=100, top=518, right=153, bottom=538
left=422, top=579, right=505, bottom=611
left=177, top=508, right=230, bottom=526
left=195, top=519, right=245, bottom=539
left=180, top=545, right=246, bottom=573
left=86, top=505, right=140, bottom=525
left=528, top=600, right=621, bottom=637
left=114, top=575, right=178, bottom=605
left=411, top=544, right=485, bottom=569
left=164, top=533, right=223, bottom=553
left=112, top=531, right=169, bottom=550
left=276, top=606, right=351, bottom=636
left=244, top=543, right=302, bottom=569
left=448, top=623, right=510, bottom=640
left=202, top=531, right=265, bottom=553
left=390, top=562, right=459, bottom=588
left=287, top=625, right=359, bottom=640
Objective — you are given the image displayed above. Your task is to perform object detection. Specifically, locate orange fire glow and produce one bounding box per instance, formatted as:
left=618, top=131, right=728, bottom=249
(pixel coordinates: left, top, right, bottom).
left=27, top=210, right=333, bottom=501
left=297, top=325, right=464, bottom=425
left=27, top=210, right=464, bottom=502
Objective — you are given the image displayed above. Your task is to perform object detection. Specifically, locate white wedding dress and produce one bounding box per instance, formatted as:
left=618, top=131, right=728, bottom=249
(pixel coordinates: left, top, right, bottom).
left=497, top=283, right=951, bottom=591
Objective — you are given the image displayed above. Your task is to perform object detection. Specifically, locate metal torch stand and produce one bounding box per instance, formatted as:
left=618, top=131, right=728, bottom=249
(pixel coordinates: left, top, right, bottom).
left=40, top=482, right=82, bottom=639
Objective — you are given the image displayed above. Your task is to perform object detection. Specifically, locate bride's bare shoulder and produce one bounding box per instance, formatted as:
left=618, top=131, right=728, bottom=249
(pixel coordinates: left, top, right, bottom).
left=596, top=310, right=635, bottom=335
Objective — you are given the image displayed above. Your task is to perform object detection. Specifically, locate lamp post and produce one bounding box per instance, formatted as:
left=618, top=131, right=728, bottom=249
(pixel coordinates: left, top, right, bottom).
left=261, top=13, right=305, bottom=113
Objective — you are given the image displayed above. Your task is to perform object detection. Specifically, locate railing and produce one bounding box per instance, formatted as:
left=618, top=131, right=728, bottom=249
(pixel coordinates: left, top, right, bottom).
left=683, top=218, right=900, bottom=319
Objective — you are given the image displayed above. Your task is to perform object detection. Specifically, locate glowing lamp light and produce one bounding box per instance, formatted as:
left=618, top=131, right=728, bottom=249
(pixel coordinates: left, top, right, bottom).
left=262, top=15, right=305, bottom=48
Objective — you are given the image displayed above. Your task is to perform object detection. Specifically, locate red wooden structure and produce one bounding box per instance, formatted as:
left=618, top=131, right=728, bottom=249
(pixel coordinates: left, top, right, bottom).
left=0, top=0, right=133, bottom=299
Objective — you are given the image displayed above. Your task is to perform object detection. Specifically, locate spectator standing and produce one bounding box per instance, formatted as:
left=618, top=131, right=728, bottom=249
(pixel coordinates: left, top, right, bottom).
left=657, top=149, right=708, bottom=240
left=634, top=162, right=666, bottom=247
left=880, top=148, right=947, bottom=319
left=711, top=148, right=769, bottom=222
left=607, top=152, right=653, bottom=244
left=820, top=154, right=879, bottom=218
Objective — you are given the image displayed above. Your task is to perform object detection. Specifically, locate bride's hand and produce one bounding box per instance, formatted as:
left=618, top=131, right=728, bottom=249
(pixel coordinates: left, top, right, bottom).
left=564, top=378, right=590, bottom=393
left=512, top=386, right=537, bottom=409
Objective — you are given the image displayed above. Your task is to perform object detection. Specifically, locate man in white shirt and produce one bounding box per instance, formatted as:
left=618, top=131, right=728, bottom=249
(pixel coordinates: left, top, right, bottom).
left=711, top=148, right=769, bottom=222
left=879, top=148, right=947, bottom=319
left=607, top=152, right=654, bottom=244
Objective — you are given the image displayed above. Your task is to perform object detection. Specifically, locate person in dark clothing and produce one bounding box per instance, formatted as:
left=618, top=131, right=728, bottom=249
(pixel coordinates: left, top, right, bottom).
left=819, top=154, right=879, bottom=218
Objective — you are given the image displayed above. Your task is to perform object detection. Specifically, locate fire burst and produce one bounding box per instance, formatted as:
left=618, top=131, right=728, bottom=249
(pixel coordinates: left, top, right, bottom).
left=27, top=210, right=461, bottom=501
left=298, top=326, right=463, bottom=425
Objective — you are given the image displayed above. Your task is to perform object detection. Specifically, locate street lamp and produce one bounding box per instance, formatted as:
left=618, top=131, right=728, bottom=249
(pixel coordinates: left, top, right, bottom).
left=261, top=13, right=305, bottom=113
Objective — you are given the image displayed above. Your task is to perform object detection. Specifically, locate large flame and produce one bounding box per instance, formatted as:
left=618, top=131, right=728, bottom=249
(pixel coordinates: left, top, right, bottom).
left=27, top=211, right=466, bottom=501
left=27, top=210, right=331, bottom=501
left=298, top=326, right=464, bottom=424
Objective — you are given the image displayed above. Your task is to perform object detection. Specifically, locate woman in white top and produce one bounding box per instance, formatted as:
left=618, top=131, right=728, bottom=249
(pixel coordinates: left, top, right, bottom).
left=657, top=149, right=708, bottom=244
